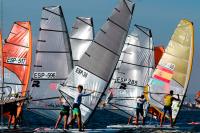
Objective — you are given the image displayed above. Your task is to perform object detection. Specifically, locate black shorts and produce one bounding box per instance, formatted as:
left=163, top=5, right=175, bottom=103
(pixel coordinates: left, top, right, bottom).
left=163, top=106, right=172, bottom=115
left=60, top=110, right=69, bottom=116
left=9, top=103, right=17, bottom=116
left=60, top=105, right=69, bottom=116
left=136, top=108, right=143, bottom=117
left=72, top=103, right=80, bottom=109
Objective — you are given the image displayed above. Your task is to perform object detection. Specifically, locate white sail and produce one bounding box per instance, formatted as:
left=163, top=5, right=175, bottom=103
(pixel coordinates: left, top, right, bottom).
left=59, top=0, right=135, bottom=125
left=70, top=17, right=94, bottom=65
left=104, top=25, right=154, bottom=117
left=28, top=6, right=73, bottom=121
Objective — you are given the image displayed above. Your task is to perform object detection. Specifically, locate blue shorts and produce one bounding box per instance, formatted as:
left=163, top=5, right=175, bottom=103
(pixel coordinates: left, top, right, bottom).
left=163, top=106, right=172, bottom=115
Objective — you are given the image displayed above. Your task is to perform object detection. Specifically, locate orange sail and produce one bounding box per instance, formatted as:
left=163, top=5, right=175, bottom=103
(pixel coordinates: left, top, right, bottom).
left=3, top=21, right=32, bottom=117
left=195, top=91, right=200, bottom=104
left=154, top=46, right=164, bottom=67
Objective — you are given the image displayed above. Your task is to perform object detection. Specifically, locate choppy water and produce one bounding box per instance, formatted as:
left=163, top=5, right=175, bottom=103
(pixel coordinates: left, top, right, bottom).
left=2, top=109, right=200, bottom=132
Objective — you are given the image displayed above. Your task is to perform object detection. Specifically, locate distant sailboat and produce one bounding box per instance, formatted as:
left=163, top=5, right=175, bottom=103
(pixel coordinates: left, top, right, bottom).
left=195, top=91, right=200, bottom=104
left=59, top=0, right=135, bottom=125
left=2, top=21, right=32, bottom=118
left=28, top=6, right=73, bottom=121
left=104, top=25, right=154, bottom=117
left=144, top=19, right=194, bottom=122
left=70, top=17, right=94, bottom=66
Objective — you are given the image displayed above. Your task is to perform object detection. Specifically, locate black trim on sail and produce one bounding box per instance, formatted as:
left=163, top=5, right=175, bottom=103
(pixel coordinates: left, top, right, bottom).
left=120, top=61, right=154, bottom=69
left=31, top=97, right=60, bottom=101
left=126, top=43, right=154, bottom=50
left=14, top=22, right=29, bottom=30
left=38, top=40, right=46, bottom=42
left=108, top=18, right=128, bottom=32
left=43, top=7, right=62, bottom=17
left=5, top=41, right=29, bottom=48
left=76, top=17, right=92, bottom=27
left=70, top=37, right=93, bottom=41
left=39, top=28, right=67, bottom=33
left=36, top=50, right=70, bottom=53
left=60, top=6, right=74, bottom=69
left=135, top=24, right=152, bottom=37
left=94, top=41, right=120, bottom=57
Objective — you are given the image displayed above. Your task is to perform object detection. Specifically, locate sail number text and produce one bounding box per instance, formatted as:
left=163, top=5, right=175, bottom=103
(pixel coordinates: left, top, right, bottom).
left=75, top=67, right=88, bottom=78
left=33, top=72, right=56, bottom=79
left=7, top=57, right=26, bottom=65
left=116, top=77, right=138, bottom=86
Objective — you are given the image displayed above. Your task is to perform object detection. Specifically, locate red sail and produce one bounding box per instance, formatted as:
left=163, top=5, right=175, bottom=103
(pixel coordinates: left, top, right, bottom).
left=0, top=32, right=3, bottom=86
left=3, top=21, right=32, bottom=117
left=154, top=45, right=165, bottom=67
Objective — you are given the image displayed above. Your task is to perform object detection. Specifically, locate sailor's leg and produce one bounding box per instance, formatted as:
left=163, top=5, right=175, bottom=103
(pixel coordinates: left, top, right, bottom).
left=160, top=112, right=166, bottom=127
left=55, top=114, right=63, bottom=128
left=128, top=116, right=132, bottom=124
left=169, top=108, right=173, bottom=127
left=64, top=115, right=69, bottom=129
left=13, top=115, right=17, bottom=129
left=70, top=114, right=76, bottom=128
left=135, top=109, right=139, bottom=125
left=8, top=115, right=13, bottom=129
left=77, top=111, right=82, bottom=131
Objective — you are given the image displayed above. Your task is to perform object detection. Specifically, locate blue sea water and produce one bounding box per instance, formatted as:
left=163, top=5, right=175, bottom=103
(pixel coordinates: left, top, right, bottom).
left=2, top=109, right=200, bottom=132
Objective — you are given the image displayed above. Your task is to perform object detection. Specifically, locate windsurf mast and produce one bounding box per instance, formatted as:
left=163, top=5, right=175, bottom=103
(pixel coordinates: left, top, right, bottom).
left=59, top=0, right=135, bottom=126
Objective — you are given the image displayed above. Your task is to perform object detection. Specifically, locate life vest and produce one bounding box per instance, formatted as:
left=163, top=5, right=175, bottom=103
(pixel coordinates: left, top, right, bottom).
left=164, top=95, right=172, bottom=106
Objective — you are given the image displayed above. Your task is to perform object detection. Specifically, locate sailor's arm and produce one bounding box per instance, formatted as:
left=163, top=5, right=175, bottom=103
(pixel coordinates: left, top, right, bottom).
left=173, top=94, right=180, bottom=101
left=82, top=90, right=95, bottom=97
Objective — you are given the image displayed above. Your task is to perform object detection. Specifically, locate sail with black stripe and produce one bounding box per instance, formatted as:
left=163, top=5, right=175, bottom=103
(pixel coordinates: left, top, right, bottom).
left=104, top=25, right=154, bottom=117
left=28, top=6, right=73, bottom=121
left=59, top=0, right=135, bottom=125
left=70, top=17, right=94, bottom=66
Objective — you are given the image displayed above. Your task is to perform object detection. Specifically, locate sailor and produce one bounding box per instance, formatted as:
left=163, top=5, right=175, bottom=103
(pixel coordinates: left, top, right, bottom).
left=135, top=94, right=146, bottom=125
left=160, top=90, right=180, bottom=127
left=7, top=102, right=18, bottom=129
left=8, top=93, right=19, bottom=129
left=68, top=85, right=94, bottom=131
left=55, top=96, right=70, bottom=129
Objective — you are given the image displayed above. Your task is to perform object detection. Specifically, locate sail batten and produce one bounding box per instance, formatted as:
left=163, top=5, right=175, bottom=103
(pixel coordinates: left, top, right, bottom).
left=70, top=17, right=94, bottom=65
left=145, top=19, right=194, bottom=122
left=2, top=21, right=32, bottom=118
left=28, top=6, right=73, bottom=121
left=104, top=24, right=154, bottom=118
left=59, top=0, right=134, bottom=125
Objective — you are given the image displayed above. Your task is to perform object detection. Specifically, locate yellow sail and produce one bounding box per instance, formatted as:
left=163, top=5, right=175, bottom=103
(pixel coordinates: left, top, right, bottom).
left=145, top=19, right=194, bottom=121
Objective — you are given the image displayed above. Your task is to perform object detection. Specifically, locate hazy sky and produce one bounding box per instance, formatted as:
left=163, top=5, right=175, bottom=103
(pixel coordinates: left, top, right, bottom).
left=0, top=0, right=200, bottom=101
